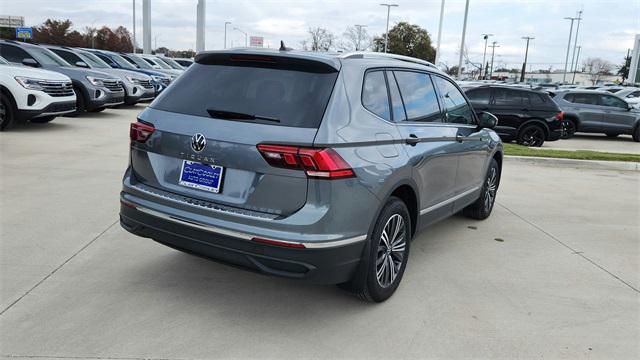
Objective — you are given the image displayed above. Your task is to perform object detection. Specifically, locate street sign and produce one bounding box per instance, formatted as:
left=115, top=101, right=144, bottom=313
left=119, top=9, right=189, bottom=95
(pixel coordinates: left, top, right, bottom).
left=0, top=15, right=24, bottom=27
left=15, top=27, right=32, bottom=40
left=249, top=36, right=264, bottom=48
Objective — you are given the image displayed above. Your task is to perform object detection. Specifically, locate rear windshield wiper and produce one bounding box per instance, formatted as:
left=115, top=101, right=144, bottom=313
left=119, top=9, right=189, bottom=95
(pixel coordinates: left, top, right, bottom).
left=206, top=109, right=280, bottom=123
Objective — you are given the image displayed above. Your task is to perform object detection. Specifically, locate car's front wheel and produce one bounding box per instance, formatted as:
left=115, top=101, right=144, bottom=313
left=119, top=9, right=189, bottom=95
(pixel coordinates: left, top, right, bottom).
left=340, top=196, right=411, bottom=303
left=0, top=93, right=15, bottom=131
left=463, top=158, right=500, bottom=220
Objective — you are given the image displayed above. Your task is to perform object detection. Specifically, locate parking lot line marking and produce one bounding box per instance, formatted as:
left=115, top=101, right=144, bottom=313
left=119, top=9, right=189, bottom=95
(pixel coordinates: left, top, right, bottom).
left=0, top=220, right=119, bottom=317
left=496, top=202, right=639, bottom=294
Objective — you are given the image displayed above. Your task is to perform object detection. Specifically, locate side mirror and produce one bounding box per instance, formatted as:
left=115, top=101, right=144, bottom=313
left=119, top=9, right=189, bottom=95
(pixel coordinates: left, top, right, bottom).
left=75, top=61, right=89, bottom=68
left=22, top=58, right=39, bottom=67
left=478, top=111, right=498, bottom=129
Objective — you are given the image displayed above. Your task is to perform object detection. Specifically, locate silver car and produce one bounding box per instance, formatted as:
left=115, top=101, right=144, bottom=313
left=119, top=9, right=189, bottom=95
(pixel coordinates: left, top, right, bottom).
left=120, top=50, right=503, bottom=302
left=553, top=90, right=640, bottom=141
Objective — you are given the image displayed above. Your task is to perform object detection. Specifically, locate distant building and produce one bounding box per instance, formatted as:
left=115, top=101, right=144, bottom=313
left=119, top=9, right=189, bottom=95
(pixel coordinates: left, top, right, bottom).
left=491, top=71, right=621, bottom=85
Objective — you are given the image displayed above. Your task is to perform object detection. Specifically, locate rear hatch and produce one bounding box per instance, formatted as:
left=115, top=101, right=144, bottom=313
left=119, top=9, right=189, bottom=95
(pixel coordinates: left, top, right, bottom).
left=130, top=51, right=340, bottom=216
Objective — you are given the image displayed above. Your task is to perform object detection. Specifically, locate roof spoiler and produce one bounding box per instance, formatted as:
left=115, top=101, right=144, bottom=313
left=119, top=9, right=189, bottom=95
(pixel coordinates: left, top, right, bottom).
left=194, top=50, right=340, bottom=73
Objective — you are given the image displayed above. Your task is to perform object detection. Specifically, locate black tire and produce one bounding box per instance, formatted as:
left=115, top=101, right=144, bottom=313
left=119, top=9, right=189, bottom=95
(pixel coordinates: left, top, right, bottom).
left=68, top=86, right=86, bottom=116
left=463, top=158, right=500, bottom=220
left=633, top=126, right=640, bottom=142
left=605, top=133, right=619, bottom=138
left=339, top=196, right=411, bottom=303
left=561, top=119, right=576, bottom=139
left=30, top=115, right=56, bottom=124
left=0, top=93, right=15, bottom=131
left=517, top=124, right=546, bottom=147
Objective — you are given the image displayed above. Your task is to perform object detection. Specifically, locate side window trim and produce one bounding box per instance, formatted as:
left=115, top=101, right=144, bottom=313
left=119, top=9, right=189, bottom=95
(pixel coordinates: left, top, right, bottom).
left=387, top=70, right=408, bottom=122
left=382, top=71, right=394, bottom=121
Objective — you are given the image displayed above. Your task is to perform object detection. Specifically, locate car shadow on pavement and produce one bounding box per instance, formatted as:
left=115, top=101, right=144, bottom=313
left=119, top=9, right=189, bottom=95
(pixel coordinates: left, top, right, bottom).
left=7, top=121, right=75, bottom=133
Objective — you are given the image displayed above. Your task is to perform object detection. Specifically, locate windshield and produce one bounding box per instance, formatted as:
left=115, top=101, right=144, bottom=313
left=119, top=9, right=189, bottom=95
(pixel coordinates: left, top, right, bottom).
left=0, top=56, right=8, bottom=65
left=78, top=51, right=110, bottom=69
left=29, top=47, right=70, bottom=66
left=124, top=54, right=153, bottom=69
left=145, top=56, right=171, bottom=69
left=157, top=57, right=183, bottom=70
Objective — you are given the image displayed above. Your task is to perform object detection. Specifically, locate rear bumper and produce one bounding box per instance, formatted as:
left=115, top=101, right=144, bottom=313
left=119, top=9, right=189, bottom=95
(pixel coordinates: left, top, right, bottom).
left=119, top=202, right=365, bottom=284
left=547, top=128, right=563, bottom=141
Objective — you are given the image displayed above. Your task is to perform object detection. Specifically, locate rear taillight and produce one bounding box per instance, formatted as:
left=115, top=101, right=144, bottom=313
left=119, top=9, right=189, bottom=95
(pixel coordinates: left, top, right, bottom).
left=257, top=144, right=355, bottom=179
left=130, top=121, right=155, bottom=143
left=251, top=237, right=306, bottom=249
left=555, top=111, right=564, bottom=121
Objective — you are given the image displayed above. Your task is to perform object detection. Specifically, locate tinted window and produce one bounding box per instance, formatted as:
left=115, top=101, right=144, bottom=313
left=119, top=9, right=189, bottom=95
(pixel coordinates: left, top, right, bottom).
left=432, top=76, right=475, bottom=125
left=627, top=91, right=640, bottom=98
left=493, top=88, right=528, bottom=106
left=387, top=71, right=406, bottom=121
left=600, top=95, right=628, bottom=109
left=77, top=51, right=111, bottom=69
left=28, top=47, right=70, bottom=66
left=465, top=88, right=490, bottom=105
left=394, top=71, right=441, bottom=122
left=529, top=93, right=547, bottom=105
left=568, top=93, right=599, bottom=105
left=362, top=71, right=391, bottom=121
left=0, top=44, right=32, bottom=63
left=50, top=49, right=82, bottom=65
left=153, top=64, right=338, bottom=128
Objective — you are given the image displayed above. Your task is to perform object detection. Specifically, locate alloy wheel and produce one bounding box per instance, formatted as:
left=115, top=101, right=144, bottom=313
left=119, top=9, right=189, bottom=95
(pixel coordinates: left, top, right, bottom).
left=484, top=167, right=498, bottom=212
left=562, top=121, right=575, bottom=139
left=376, top=214, right=406, bottom=288
left=521, top=127, right=544, bottom=147
left=0, top=102, right=6, bottom=128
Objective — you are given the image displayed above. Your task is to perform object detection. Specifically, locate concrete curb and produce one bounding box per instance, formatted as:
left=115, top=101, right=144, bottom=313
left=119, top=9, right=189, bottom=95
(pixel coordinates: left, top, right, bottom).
left=505, top=155, right=640, bottom=171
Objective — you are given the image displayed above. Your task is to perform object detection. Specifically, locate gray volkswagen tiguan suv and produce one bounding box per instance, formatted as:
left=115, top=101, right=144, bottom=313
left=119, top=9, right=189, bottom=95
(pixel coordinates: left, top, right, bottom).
left=120, top=49, right=503, bottom=302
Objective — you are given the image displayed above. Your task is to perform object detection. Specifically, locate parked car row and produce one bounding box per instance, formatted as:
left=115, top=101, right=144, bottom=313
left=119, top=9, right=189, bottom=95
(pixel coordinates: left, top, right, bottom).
left=0, top=39, right=191, bottom=131
left=459, top=82, right=640, bottom=144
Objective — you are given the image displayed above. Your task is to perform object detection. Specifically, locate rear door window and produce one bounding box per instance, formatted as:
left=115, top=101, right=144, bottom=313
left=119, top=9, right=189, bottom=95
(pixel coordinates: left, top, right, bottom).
left=387, top=71, right=407, bottom=122
left=393, top=71, right=441, bottom=122
left=465, top=88, right=491, bottom=105
left=432, top=76, right=475, bottom=125
left=362, top=71, right=391, bottom=121
left=153, top=63, right=338, bottom=128
left=493, top=88, right=528, bottom=106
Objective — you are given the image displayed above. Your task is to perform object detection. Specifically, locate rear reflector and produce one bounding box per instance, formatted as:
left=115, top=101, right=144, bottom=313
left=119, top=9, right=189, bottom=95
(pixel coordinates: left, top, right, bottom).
left=120, top=200, right=137, bottom=209
left=555, top=111, right=564, bottom=121
left=257, top=144, right=355, bottom=179
left=251, top=237, right=306, bottom=249
left=130, top=121, right=155, bottom=143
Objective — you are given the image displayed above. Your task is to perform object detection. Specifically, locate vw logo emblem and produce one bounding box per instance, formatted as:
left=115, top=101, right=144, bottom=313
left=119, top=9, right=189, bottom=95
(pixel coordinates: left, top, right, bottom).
left=191, top=133, right=206, bottom=152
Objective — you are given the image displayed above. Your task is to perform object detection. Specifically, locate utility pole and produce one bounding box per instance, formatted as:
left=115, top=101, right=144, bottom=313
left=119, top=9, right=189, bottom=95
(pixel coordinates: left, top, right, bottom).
left=562, top=16, right=579, bottom=84
left=456, top=0, right=470, bottom=79
left=571, top=45, right=582, bottom=84
left=142, top=0, right=151, bottom=54
left=481, top=34, right=493, bottom=79
left=224, top=21, right=231, bottom=49
left=234, top=27, right=247, bottom=47
left=434, top=0, right=445, bottom=67
left=380, top=3, right=398, bottom=53
left=569, top=10, right=583, bottom=75
left=132, top=0, right=136, bottom=53
left=488, top=41, right=499, bottom=79
left=520, top=36, right=534, bottom=83
left=354, top=24, right=367, bottom=51
left=196, top=0, right=206, bottom=52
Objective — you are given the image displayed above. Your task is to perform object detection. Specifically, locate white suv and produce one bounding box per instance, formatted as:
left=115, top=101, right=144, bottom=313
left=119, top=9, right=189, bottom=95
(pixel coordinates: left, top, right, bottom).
left=0, top=56, right=77, bottom=130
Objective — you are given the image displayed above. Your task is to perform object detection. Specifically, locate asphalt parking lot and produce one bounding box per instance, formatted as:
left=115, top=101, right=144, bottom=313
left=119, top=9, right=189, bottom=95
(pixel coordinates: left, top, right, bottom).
left=542, top=133, right=640, bottom=154
left=1, top=106, right=639, bottom=359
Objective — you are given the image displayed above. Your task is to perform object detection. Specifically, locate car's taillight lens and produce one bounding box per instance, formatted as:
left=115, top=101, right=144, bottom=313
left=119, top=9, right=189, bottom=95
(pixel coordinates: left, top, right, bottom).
left=257, top=144, right=355, bottom=179
left=130, top=121, right=155, bottom=143
left=555, top=111, right=564, bottom=121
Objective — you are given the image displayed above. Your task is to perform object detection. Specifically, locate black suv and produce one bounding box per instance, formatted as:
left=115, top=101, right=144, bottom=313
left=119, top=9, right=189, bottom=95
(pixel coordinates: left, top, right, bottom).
left=464, top=85, right=564, bottom=147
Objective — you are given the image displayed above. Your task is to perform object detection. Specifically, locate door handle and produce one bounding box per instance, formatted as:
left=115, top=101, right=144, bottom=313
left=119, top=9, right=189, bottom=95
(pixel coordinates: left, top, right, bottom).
left=406, top=134, right=420, bottom=146
left=456, top=134, right=464, bottom=143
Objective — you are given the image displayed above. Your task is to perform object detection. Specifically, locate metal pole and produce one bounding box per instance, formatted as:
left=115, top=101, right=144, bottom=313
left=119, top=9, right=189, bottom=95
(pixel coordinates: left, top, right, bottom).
left=434, top=0, right=445, bottom=66
left=132, top=0, right=136, bottom=53
left=234, top=27, right=248, bottom=47
left=196, top=0, right=205, bottom=52
left=562, top=17, right=577, bottom=84
left=481, top=34, right=492, bottom=79
left=224, top=21, right=231, bottom=49
left=380, top=4, right=398, bottom=53
left=489, top=41, right=499, bottom=79
left=142, top=0, right=151, bottom=54
left=456, top=0, right=470, bottom=79
left=520, top=36, right=534, bottom=83
left=569, top=11, right=582, bottom=75
left=354, top=24, right=367, bottom=51
left=572, top=45, right=581, bottom=84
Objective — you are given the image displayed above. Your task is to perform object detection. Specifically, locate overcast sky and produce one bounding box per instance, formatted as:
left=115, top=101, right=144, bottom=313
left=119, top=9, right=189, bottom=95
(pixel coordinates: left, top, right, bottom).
left=3, top=0, right=639, bottom=70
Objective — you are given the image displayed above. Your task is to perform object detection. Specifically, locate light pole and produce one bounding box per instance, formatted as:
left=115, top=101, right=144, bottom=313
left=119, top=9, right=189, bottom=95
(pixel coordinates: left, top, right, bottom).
left=154, top=34, right=160, bottom=50
left=132, top=0, right=136, bottom=53
left=224, top=21, right=231, bottom=49
left=481, top=34, right=493, bottom=79
left=488, top=41, right=499, bottom=79
left=354, top=24, right=367, bottom=51
left=380, top=3, right=398, bottom=53
left=569, top=10, right=583, bottom=75
left=234, top=27, right=248, bottom=47
left=562, top=16, right=579, bottom=84
left=572, top=45, right=582, bottom=84
left=520, top=36, right=534, bottom=82
left=434, top=0, right=445, bottom=67
left=456, top=0, right=470, bottom=79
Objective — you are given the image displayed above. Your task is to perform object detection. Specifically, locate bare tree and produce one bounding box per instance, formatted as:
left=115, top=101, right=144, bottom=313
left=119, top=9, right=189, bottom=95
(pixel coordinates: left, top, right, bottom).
left=582, top=57, right=614, bottom=85
left=339, top=25, right=370, bottom=51
left=306, top=27, right=335, bottom=51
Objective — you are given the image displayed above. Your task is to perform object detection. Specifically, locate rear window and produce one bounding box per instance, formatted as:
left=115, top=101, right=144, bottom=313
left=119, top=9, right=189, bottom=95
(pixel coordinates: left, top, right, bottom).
left=152, top=63, right=338, bottom=128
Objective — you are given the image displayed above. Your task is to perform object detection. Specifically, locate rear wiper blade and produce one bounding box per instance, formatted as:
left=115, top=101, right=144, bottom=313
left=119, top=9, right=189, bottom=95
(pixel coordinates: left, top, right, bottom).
left=206, top=109, right=280, bottom=123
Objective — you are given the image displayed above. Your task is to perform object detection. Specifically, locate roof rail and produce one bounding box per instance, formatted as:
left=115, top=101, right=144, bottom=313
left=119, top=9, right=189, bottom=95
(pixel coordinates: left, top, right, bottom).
left=339, top=51, right=436, bottom=68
